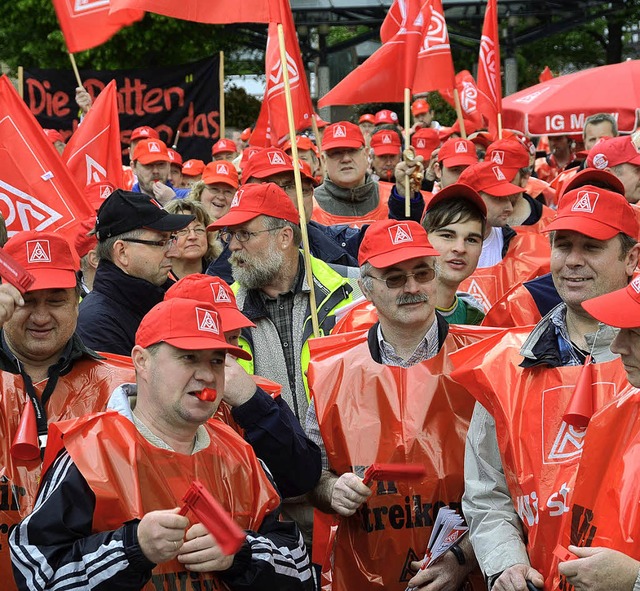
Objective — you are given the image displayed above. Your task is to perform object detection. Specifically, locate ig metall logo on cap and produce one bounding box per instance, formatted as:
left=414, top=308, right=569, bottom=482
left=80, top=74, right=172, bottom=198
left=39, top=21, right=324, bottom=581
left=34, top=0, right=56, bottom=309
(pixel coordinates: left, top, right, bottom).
left=27, top=240, right=51, bottom=263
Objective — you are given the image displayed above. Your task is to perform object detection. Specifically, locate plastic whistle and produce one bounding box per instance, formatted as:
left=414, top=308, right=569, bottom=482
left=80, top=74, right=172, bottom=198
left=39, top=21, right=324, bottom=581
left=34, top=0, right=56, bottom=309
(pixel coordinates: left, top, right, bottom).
left=195, top=388, right=217, bottom=402
left=362, top=463, right=427, bottom=486
left=0, top=249, right=35, bottom=294
left=179, top=481, right=246, bottom=555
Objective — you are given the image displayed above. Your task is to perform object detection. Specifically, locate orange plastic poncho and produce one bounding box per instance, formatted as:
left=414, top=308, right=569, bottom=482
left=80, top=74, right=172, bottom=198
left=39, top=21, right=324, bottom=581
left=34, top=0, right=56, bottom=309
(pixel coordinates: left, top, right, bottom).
left=45, top=411, right=280, bottom=590
left=308, top=325, right=497, bottom=591
left=311, top=182, right=392, bottom=228
left=449, top=329, right=629, bottom=589
left=0, top=354, right=134, bottom=590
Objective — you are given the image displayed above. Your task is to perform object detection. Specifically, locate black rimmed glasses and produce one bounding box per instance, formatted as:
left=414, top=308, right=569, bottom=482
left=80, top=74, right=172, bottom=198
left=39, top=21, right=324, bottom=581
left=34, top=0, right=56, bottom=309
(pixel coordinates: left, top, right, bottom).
left=121, top=235, right=178, bottom=249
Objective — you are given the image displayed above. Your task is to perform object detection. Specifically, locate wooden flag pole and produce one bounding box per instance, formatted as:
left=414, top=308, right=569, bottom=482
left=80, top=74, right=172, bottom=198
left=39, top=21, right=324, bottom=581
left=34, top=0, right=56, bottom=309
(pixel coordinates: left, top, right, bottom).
left=403, top=87, right=412, bottom=218
left=277, top=23, right=320, bottom=338
left=219, top=51, right=226, bottom=138
left=17, top=66, right=24, bottom=99
left=497, top=112, right=503, bottom=139
left=67, top=52, right=83, bottom=88
left=311, top=114, right=322, bottom=152
left=452, top=88, right=467, bottom=139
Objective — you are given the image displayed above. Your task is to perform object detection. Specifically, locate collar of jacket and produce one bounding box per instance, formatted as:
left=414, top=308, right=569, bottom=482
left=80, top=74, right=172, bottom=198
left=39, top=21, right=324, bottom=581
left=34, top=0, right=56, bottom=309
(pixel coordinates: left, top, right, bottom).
left=366, top=314, right=449, bottom=364
left=92, top=259, right=167, bottom=316
left=307, top=221, right=358, bottom=267
left=320, top=174, right=379, bottom=203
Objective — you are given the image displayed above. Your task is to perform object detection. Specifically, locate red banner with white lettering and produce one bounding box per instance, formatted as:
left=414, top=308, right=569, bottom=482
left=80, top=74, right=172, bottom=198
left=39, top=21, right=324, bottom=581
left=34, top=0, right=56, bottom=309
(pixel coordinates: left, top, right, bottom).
left=52, top=0, right=143, bottom=53
left=63, top=80, right=124, bottom=190
left=439, top=70, right=486, bottom=130
left=477, top=0, right=502, bottom=136
left=0, top=76, right=94, bottom=237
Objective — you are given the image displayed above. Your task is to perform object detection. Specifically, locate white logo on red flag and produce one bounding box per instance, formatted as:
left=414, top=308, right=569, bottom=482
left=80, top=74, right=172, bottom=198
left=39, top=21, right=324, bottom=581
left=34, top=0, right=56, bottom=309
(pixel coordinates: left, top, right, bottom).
left=27, top=240, right=51, bottom=263
left=420, top=6, right=450, bottom=54
left=73, top=0, right=109, bottom=14
left=455, top=141, right=468, bottom=153
left=460, top=80, right=478, bottom=113
left=389, top=223, right=413, bottom=245
left=85, top=155, right=107, bottom=184
left=0, top=180, right=64, bottom=236
left=479, top=35, right=499, bottom=103
left=212, top=284, right=232, bottom=303
left=267, top=151, right=287, bottom=165
left=572, top=191, right=599, bottom=213
left=491, top=151, right=505, bottom=165
left=196, top=307, right=219, bottom=334
left=267, top=52, right=301, bottom=98
left=216, top=163, right=229, bottom=174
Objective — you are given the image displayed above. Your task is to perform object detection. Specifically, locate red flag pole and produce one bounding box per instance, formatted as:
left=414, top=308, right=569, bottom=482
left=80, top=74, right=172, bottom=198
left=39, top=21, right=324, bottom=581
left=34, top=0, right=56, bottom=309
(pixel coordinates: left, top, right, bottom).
left=276, top=21, right=320, bottom=338
left=67, top=52, right=83, bottom=88
left=403, top=87, right=411, bottom=217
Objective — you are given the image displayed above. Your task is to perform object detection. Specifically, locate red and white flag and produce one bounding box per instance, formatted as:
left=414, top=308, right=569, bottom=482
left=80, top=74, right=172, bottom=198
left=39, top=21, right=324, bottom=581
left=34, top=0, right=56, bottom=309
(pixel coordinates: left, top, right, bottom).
left=440, top=70, right=486, bottom=129
left=413, top=0, right=456, bottom=94
left=539, top=66, right=554, bottom=83
left=52, top=0, right=143, bottom=53
left=0, top=76, right=94, bottom=237
left=109, top=0, right=274, bottom=24
left=476, top=0, right=502, bottom=135
left=263, top=0, right=314, bottom=144
left=63, top=80, right=124, bottom=191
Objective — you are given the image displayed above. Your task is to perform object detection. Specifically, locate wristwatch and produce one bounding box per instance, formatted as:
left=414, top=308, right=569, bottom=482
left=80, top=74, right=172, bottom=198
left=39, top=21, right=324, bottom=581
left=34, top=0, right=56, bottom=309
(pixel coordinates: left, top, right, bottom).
left=449, top=543, right=466, bottom=565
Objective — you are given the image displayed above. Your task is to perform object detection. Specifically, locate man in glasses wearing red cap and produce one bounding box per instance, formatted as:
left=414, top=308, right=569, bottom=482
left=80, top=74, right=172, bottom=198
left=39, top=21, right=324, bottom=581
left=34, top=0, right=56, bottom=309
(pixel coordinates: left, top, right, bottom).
left=306, top=219, right=486, bottom=591
left=455, top=185, right=640, bottom=591
left=551, top=279, right=640, bottom=591
left=11, top=298, right=316, bottom=590
left=0, top=231, right=135, bottom=590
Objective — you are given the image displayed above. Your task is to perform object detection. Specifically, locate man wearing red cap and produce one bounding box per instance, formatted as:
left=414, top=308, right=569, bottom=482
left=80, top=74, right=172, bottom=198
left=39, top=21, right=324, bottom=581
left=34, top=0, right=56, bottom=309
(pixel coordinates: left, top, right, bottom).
left=306, top=219, right=485, bottom=590
left=167, top=148, right=185, bottom=189
left=0, top=231, right=135, bottom=589
left=77, top=189, right=194, bottom=356
left=131, top=138, right=190, bottom=203
left=411, top=98, right=439, bottom=131
left=358, top=113, right=375, bottom=138
left=552, top=280, right=640, bottom=591
left=456, top=185, right=640, bottom=591
left=282, top=135, right=323, bottom=183
left=191, top=160, right=239, bottom=223
left=181, top=159, right=205, bottom=186
left=369, top=129, right=402, bottom=183
left=212, top=138, right=239, bottom=162
left=11, top=298, right=315, bottom=590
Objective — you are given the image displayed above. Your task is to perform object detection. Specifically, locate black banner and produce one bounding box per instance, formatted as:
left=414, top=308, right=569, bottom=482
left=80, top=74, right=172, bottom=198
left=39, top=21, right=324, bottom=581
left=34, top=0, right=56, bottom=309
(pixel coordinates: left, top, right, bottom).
left=23, top=56, right=220, bottom=163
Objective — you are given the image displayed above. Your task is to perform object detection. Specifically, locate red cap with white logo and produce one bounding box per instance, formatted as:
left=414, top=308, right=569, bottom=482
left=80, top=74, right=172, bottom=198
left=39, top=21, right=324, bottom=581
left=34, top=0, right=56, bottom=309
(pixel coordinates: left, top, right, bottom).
left=485, top=138, right=531, bottom=171
left=322, top=122, right=365, bottom=151
left=212, top=138, right=238, bottom=156
left=543, top=185, right=639, bottom=240
left=182, top=159, right=206, bottom=177
left=167, top=149, right=183, bottom=168
left=370, top=130, right=402, bottom=156
left=4, top=231, right=79, bottom=291
left=374, top=109, right=399, bottom=125
left=437, top=138, right=478, bottom=167
left=165, top=274, right=256, bottom=332
left=411, top=127, right=440, bottom=160
left=242, top=148, right=294, bottom=182
left=582, top=275, right=640, bottom=328
left=135, top=298, right=252, bottom=359
left=458, top=161, right=522, bottom=197
left=587, top=135, right=640, bottom=170
left=133, top=138, right=171, bottom=165
left=358, top=219, right=439, bottom=267
left=201, top=161, right=239, bottom=188
left=130, top=126, right=159, bottom=142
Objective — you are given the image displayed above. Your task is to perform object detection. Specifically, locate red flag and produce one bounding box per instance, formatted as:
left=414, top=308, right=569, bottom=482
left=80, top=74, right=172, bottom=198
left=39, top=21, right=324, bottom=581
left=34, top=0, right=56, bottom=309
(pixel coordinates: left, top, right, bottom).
left=319, top=0, right=424, bottom=107
left=63, top=80, right=124, bottom=192
left=0, top=76, right=94, bottom=237
left=109, top=0, right=273, bottom=24
left=477, top=0, right=502, bottom=135
left=263, top=0, right=314, bottom=144
left=250, top=95, right=275, bottom=148
left=52, top=0, right=143, bottom=53
left=413, top=0, right=456, bottom=93
left=539, top=66, right=554, bottom=83
left=440, top=70, right=486, bottom=129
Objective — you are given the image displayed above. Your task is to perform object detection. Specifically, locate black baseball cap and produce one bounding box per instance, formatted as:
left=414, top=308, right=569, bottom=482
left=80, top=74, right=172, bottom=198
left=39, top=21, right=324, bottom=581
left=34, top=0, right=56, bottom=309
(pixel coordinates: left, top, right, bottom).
left=95, top=190, right=194, bottom=241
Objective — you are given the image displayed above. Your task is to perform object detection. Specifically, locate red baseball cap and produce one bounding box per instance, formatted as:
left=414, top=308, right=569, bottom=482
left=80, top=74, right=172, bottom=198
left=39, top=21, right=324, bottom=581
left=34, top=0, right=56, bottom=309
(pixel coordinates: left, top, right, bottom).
left=212, top=138, right=238, bottom=156
left=411, top=99, right=430, bottom=116
left=133, top=139, right=171, bottom=165
left=239, top=146, right=263, bottom=172
left=543, top=185, right=639, bottom=240
left=358, top=114, right=375, bottom=124
left=44, top=129, right=64, bottom=144
left=167, top=149, right=183, bottom=168
left=411, top=127, right=440, bottom=160
left=582, top=275, right=640, bottom=328
left=165, top=274, right=255, bottom=332
left=486, top=139, right=530, bottom=171
left=74, top=217, right=98, bottom=258
left=458, top=161, right=522, bottom=197
left=370, top=130, right=402, bottom=156
left=322, top=122, right=365, bottom=151
left=207, top=183, right=300, bottom=229
left=4, top=231, right=79, bottom=291
left=374, top=109, right=399, bottom=125
left=135, top=298, right=252, bottom=359
left=358, top=219, right=439, bottom=267
left=201, top=161, right=239, bottom=188
left=587, top=135, right=640, bottom=170
left=560, top=168, right=625, bottom=198
left=242, top=148, right=294, bottom=182
left=282, top=136, right=319, bottom=157
left=240, top=128, right=252, bottom=142
left=425, top=182, right=487, bottom=218
left=182, top=159, right=206, bottom=177
left=130, top=126, right=159, bottom=142
left=437, top=138, right=478, bottom=167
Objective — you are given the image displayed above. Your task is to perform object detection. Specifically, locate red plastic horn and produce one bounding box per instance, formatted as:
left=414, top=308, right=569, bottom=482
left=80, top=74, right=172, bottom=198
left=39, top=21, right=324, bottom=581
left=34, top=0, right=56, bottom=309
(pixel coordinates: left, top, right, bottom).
left=563, top=355, right=594, bottom=428
left=11, top=402, right=40, bottom=461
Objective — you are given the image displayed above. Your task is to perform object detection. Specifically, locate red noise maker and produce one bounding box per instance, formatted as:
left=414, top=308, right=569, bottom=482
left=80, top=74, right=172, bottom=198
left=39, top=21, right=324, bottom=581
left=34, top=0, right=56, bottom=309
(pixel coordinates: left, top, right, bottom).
left=179, top=481, right=246, bottom=555
left=195, top=388, right=217, bottom=402
left=563, top=355, right=594, bottom=428
left=362, top=463, right=426, bottom=486
left=11, top=401, right=40, bottom=461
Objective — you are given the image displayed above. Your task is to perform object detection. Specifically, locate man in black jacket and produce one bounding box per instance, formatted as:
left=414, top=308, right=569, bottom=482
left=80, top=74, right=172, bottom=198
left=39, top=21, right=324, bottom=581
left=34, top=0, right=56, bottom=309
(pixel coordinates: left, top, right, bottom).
left=77, top=190, right=193, bottom=355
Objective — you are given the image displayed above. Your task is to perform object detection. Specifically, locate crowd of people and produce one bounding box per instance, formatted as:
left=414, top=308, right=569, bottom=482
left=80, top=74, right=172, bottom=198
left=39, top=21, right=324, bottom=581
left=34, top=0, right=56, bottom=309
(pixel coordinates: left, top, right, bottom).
left=4, top=91, right=640, bottom=591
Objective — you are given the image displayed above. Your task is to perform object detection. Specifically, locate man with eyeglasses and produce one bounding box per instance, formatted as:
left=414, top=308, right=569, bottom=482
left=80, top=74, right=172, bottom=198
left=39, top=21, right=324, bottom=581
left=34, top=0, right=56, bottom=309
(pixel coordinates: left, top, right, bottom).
left=305, top=219, right=484, bottom=590
left=206, top=147, right=358, bottom=284
left=77, top=190, right=194, bottom=356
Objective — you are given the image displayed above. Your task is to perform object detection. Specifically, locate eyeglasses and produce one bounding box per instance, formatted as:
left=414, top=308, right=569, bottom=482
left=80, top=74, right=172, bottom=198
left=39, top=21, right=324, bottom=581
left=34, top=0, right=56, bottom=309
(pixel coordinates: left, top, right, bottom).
left=219, top=227, right=285, bottom=244
left=367, top=268, right=436, bottom=289
left=175, top=226, right=207, bottom=238
left=121, top=235, right=177, bottom=249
